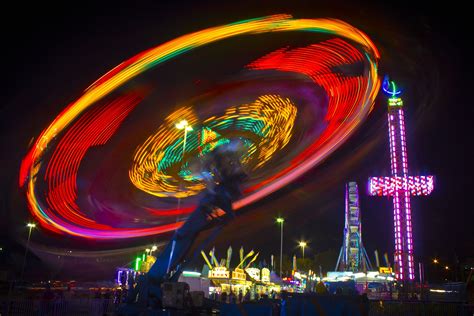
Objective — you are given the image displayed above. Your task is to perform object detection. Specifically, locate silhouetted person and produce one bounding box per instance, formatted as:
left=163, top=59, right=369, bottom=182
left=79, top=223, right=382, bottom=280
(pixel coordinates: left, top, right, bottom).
left=316, top=281, right=328, bottom=295
left=229, top=291, right=236, bottom=304
left=120, top=273, right=127, bottom=288
left=102, top=290, right=111, bottom=314
left=244, top=290, right=251, bottom=302
left=360, top=292, right=369, bottom=316
left=280, top=290, right=288, bottom=316
left=114, top=288, right=122, bottom=306
left=221, top=291, right=228, bottom=303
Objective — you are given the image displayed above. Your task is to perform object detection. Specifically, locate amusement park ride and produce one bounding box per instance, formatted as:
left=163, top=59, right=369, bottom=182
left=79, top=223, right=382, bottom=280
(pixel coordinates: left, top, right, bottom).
left=335, top=182, right=372, bottom=273
left=14, top=10, right=453, bottom=313
left=117, top=77, right=436, bottom=314
left=118, top=140, right=248, bottom=314
left=368, top=76, right=435, bottom=282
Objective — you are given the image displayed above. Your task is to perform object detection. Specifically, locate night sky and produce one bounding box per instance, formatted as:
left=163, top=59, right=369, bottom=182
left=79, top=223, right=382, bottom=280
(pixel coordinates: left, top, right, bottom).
left=1, top=0, right=472, bottom=280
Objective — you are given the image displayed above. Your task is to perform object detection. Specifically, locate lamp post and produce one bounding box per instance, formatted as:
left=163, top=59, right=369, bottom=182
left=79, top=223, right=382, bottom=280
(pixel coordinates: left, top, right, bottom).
left=175, top=119, right=193, bottom=165
left=167, top=120, right=193, bottom=274
left=298, top=241, right=307, bottom=259
left=145, top=248, right=151, bottom=260
left=20, top=223, right=36, bottom=281
left=174, top=120, right=193, bottom=211
left=432, top=258, right=439, bottom=281
left=445, top=265, right=450, bottom=281
left=276, top=218, right=284, bottom=277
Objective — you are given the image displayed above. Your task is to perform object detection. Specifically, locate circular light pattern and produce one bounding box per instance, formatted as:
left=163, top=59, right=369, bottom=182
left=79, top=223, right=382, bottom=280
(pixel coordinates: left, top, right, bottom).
left=130, top=94, right=297, bottom=198
left=19, top=15, right=380, bottom=239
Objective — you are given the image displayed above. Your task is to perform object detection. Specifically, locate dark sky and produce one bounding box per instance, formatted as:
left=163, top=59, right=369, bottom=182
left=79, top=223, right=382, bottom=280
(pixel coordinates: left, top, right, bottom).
left=1, top=0, right=473, bottom=279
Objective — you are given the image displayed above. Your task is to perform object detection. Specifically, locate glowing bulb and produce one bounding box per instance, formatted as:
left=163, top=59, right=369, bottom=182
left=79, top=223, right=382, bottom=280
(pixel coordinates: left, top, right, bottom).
left=175, top=120, right=193, bottom=131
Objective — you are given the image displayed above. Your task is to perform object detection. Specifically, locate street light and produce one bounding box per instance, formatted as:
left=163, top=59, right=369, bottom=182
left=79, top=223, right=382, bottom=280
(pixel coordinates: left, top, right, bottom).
left=433, top=258, right=439, bottom=264
left=150, top=245, right=157, bottom=256
left=168, top=120, right=193, bottom=274
left=276, top=218, right=284, bottom=277
left=298, top=241, right=308, bottom=259
left=174, top=120, right=193, bottom=209
left=20, top=223, right=36, bottom=281
left=175, top=119, right=193, bottom=161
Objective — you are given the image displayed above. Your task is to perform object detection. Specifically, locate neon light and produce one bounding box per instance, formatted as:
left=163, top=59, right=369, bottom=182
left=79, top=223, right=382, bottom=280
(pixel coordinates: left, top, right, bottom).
left=135, top=257, right=141, bottom=271
left=182, top=271, right=201, bottom=277
left=19, top=15, right=380, bottom=239
left=130, top=95, right=297, bottom=198
left=368, top=176, right=434, bottom=196
left=382, top=75, right=402, bottom=97
left=117, top=271, right=122, bottom=285
left=368, top=77, right=434, bottom=281
left=388, top=98, right=403, bottom=107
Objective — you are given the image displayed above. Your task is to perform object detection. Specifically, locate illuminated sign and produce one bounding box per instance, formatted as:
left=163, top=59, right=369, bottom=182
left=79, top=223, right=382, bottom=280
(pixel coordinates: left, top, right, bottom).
left=379, top=267, right=393, bottom=274
left=246, top=268, right=260, bottom=281
left=388, top=98, right=403, bottom=107
left=232, top=268, right=246, bottom=281
left=209, top=267, right=230, bottom=279
left=261, top=268, right=270, bottom=283
left=140, top=255, right=156, bottom=273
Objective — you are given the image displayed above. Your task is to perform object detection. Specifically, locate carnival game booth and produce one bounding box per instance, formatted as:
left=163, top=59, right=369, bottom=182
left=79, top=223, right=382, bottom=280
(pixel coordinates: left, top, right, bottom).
left=202, top=247, right=280, bottom=298
left=324, top=270, right=395, bottom=294
left=208, top=266, right=280, bottom=298
left=208, top=267, right=248, bottom=296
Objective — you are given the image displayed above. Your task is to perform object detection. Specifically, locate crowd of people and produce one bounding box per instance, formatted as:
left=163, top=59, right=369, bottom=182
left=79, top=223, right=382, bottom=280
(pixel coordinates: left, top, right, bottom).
left=210, top=288, right=281, bottom=304
left=34, top=283, right=126, bottom=315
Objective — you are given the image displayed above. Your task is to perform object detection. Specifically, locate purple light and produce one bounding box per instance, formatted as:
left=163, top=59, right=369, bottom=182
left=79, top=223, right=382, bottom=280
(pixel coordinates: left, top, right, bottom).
left=117, top=270, right=122, bottom=285
left=368, top=88, right=434, bottom=281
left=368, top=176, right=434, bottom=196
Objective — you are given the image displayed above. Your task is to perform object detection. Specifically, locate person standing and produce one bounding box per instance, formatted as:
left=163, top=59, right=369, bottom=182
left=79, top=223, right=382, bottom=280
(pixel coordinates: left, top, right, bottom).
left=221, top=291, right=228, bottom=303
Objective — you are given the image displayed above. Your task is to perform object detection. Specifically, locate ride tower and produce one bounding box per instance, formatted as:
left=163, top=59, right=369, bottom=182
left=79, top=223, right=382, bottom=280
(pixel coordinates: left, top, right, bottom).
left=335, top=182, right=372, bottom=272
left=368, top=76, right=434, bottom=281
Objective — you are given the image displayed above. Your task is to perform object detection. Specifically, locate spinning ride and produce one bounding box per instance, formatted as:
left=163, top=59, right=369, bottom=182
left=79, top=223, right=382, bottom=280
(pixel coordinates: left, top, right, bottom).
left=19, top=15, right=380, bottom=240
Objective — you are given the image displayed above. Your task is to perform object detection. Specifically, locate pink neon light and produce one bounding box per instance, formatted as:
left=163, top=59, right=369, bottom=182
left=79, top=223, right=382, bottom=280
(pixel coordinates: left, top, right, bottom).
left=368, top=176, right=434, bottom=196
left=370, top=100, right=434, bottom=281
